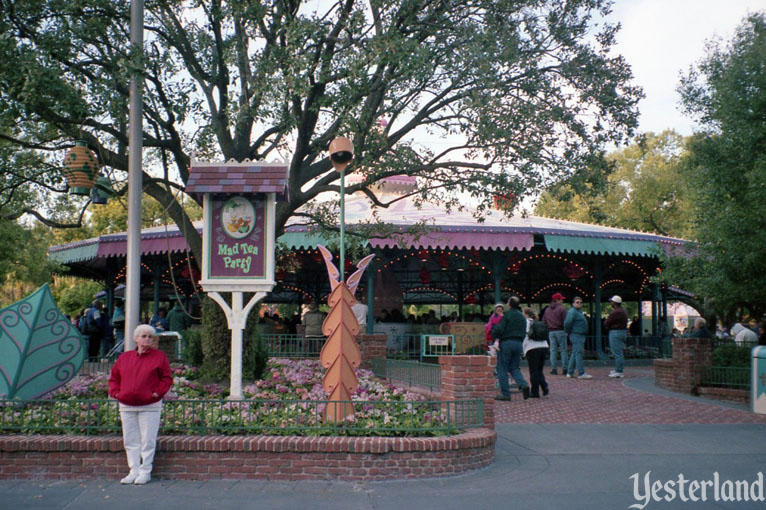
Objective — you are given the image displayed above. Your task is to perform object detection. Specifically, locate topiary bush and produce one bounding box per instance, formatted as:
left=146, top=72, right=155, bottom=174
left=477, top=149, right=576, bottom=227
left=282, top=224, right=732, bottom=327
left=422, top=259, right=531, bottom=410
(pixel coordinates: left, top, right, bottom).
left=181, top=327, right=204, bottom=367
left=712, top=343, right=750, bottom=367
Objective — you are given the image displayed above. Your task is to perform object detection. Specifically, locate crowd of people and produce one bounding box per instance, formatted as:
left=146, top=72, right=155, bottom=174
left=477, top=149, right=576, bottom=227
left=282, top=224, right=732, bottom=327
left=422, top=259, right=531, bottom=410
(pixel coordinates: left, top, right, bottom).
left=488, top=293, right=635, bottom=402
left=70, top=299, right=192, bottom=359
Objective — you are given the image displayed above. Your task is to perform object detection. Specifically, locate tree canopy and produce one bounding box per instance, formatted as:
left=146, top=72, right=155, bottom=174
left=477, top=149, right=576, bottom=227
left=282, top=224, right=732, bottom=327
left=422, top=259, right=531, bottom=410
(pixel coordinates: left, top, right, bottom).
left=535, top=130, right=695, bottom=239
left=662, top=12, right=766, bottom=319
left=0, top=0, right=642, bottom=265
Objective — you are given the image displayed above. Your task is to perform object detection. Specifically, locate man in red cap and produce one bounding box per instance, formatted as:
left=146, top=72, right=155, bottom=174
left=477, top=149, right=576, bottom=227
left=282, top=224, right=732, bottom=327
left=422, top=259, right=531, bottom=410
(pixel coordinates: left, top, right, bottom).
left=542, top=292, right=568, bottom=375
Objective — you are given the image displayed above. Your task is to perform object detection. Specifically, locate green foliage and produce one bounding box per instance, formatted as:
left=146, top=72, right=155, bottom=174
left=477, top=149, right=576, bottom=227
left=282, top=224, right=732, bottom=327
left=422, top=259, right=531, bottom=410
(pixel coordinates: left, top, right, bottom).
left=0, top=221, right=60, bottom=308
left=199, top=296, right=231, bottom=381
left=243, top=329, right=269, bottom=382
left=662, top=13, right=766, bottom=318
left=0, top=0, right=642, bottom=265
left=181, top=328, right=204, bottom=367
left=536, top=130, right=695, bottom=239
left=52, top=279, right=103, bottom=317
left=711, top=343, right=751, bottom=368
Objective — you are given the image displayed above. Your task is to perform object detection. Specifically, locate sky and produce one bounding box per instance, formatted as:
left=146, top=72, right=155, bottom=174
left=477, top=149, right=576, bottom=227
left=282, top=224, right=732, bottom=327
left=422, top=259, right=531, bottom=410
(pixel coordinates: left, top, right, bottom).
left=605, top=0, right=765, bottom=136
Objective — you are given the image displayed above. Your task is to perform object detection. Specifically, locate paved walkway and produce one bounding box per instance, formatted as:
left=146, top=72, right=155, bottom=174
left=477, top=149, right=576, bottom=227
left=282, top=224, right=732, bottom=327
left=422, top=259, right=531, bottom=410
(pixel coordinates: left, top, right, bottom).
left=494, top=365, right=766, bottom=424
left=3, top=366, right=766, bottom=509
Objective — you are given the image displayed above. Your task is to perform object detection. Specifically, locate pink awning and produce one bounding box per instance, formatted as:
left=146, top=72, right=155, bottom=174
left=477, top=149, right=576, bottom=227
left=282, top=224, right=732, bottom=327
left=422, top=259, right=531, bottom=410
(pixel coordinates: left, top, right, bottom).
left=97, top=237, right=190, bottom=258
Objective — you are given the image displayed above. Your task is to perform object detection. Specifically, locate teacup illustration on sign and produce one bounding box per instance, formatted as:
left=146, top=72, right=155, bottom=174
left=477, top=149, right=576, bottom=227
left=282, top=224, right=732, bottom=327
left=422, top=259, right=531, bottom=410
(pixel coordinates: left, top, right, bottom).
left=221, top=196, right=255, bottom=239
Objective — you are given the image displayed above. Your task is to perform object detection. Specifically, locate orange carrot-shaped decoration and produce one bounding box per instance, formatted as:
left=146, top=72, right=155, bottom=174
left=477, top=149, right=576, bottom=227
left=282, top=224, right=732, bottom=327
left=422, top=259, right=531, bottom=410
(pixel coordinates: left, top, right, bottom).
left=319, top=283, right=361, bottom=422
left=316, top=244, right=372, bottom=423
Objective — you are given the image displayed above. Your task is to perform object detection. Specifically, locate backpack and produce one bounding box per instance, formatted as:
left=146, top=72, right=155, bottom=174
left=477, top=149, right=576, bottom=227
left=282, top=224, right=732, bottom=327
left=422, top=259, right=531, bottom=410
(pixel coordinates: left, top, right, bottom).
left=529, top=320, right=549, bottom=341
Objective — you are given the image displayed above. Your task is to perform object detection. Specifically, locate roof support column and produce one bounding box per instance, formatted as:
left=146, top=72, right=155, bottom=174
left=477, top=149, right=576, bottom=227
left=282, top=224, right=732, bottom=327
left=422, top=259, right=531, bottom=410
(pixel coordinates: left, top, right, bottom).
left=491, top=251, right=504, bottom=304
left=651, top=283, right=659, bottom=338
left=153, top=259, right=162, bottom=317
left=105, top=259, right=116, bottom=317
left=366, top=257, right=375, bottom=334
left=592, top=259, right=605, bottom=359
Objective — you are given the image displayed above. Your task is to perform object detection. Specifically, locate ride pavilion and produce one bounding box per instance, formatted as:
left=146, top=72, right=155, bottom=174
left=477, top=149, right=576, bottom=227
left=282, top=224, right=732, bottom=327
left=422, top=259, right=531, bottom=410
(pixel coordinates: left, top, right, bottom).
left=48, top=168, right=691, bottom=357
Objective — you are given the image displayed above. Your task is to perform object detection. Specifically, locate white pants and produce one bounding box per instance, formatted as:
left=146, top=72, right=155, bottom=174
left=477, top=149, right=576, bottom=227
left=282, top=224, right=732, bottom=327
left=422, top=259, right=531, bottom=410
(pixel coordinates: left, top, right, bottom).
left=120, top=403, right=162, bottom=476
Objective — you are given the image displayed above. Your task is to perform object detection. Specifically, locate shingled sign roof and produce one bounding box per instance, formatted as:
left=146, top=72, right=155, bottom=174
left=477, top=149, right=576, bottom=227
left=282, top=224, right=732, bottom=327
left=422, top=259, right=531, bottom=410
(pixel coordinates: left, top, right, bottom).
left=186, top=160, right=289, bottom=198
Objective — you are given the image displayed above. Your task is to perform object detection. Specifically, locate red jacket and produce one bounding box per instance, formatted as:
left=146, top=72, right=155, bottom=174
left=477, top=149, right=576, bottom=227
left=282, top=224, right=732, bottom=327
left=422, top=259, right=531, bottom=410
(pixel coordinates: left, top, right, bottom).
left=108, top=348, right=172, bottom=406
left=542, top=302, right=567, bottom=331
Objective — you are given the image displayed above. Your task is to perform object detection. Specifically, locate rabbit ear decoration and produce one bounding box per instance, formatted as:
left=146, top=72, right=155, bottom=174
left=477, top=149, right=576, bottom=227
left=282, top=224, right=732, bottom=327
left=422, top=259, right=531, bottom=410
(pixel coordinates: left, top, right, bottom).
left=316, top=245, right=340, bottom=291
left=345, top=254, right=375, bottom=296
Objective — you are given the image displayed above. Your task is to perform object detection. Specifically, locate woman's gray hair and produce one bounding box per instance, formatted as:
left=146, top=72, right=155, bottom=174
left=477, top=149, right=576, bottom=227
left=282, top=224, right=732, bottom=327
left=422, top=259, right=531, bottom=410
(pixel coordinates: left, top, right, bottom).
left=133, top=324, right=156, bottom=340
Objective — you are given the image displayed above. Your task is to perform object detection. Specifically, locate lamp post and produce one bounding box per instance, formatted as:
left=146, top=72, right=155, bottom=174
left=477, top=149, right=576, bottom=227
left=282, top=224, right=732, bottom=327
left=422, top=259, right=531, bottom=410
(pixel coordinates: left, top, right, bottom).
left=125, top=0, right=144, bottom=350
left=329, top=137, right=354, bottom=281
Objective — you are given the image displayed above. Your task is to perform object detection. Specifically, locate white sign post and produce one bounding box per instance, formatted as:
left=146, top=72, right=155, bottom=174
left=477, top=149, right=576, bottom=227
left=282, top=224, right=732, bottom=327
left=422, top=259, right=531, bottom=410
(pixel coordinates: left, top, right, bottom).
left=187, top=160, right=288, bottom=400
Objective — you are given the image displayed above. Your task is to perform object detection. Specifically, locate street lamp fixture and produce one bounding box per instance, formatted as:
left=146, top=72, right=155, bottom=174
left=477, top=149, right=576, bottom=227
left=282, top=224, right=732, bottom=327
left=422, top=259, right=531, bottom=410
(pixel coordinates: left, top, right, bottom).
left=329, top=136, right=354, bottom=280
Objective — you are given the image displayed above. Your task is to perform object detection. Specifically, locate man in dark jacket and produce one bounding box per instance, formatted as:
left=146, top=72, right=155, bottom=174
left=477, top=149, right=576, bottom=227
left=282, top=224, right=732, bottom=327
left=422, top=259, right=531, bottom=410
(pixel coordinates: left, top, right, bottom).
left=491, top=296, right=530, bottom=400
left=605, top=295, right=629, bottom=378
left=687, top=318, right=712, bottom=339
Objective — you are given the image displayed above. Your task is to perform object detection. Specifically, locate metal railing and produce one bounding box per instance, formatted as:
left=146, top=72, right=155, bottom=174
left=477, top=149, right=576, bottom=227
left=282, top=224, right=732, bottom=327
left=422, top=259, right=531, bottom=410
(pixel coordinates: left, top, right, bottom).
left=371, top=358, right=441, bottom=391
left=79, top=358, right=116, bottom=376
left=387, top=334, right=423, bottom=360
left=699, top=366, right=751, bottom=389
left=588, top=334, right=669, bottom=359
left=261, top=334, right=323, bottom=358
left=0, top=398, right=482, bottom=437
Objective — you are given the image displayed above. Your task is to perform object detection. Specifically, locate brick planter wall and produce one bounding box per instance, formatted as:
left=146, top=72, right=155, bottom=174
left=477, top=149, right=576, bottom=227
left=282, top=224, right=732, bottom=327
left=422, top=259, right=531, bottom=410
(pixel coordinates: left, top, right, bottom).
left=653, top=358, right=676, bottom=391
left=358, top=334, right=387, bottom=369
left=439, top=355, right=495, bottom=429
left=0, top=428, right=496, bottom=481
left=654, top=337, right=713, bottom=395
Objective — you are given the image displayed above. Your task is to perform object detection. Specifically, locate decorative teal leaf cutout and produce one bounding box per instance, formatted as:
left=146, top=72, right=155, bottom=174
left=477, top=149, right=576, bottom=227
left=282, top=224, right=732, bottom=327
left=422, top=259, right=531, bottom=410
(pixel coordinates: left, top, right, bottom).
left=0, top=284, right=86, bottom=400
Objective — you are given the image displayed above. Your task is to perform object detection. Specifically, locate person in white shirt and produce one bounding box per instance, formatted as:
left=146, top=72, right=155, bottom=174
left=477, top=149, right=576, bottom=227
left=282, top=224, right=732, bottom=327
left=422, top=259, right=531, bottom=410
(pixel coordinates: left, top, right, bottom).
left=352, top=295, right=368, bottom=329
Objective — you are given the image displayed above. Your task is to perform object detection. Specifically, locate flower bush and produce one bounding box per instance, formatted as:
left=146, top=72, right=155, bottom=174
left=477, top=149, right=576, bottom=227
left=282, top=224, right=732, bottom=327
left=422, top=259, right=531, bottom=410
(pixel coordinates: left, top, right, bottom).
left=0, top=360, right=468, bottom=437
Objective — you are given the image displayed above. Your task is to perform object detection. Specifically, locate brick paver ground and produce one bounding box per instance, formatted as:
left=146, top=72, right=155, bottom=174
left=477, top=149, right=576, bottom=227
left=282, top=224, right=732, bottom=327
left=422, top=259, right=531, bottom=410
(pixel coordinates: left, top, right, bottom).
left=493, top=365, right=766, bottom=424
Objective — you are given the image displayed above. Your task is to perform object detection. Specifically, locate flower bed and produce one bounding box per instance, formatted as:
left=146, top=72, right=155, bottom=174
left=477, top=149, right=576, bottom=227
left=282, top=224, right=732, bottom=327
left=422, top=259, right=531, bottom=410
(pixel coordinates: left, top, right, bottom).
left=1, top=359, right=474, bottom=437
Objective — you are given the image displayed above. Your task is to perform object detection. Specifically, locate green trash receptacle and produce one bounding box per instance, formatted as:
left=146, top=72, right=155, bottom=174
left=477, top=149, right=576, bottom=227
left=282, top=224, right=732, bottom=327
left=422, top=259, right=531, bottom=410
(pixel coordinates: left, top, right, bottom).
left=752, top=346, right=766, bottom=414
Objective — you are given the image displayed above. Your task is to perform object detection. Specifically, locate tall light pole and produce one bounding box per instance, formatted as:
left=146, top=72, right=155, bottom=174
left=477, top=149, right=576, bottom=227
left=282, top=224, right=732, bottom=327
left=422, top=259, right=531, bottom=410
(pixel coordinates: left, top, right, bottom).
left=329, top=137, right=354, bottom=281
left=125, top=0, right=144, bottom=350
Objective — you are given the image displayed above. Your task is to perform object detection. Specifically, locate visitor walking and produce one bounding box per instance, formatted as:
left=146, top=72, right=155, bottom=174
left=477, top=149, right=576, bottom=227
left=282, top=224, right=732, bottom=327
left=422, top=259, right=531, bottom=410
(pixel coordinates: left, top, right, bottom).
left=491, top=296, right=530, bottom=400
left=522, top=308, right=549, bottom=398
left=484, top=303, right=505, bottom=355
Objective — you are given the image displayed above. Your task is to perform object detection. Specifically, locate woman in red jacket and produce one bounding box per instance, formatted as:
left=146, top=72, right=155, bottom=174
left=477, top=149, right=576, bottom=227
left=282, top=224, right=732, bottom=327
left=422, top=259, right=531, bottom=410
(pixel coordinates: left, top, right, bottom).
left=109, top=324, right=172, bottom=485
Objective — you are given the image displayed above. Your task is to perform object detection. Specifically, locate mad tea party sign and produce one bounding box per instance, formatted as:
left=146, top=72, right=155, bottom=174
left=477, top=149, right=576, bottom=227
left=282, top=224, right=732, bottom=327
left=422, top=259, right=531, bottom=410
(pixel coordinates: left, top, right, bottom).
left=186, top=160, right=288, bottom=293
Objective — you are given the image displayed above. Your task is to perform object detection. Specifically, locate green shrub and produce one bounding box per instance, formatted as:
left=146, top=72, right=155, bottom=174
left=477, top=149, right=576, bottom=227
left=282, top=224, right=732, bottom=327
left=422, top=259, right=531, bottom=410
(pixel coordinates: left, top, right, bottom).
left=199, top=296, right=231, bottom=381
left=244, top=329, right=269, bottom=381
left=181, top=328, right=204, bottom=367
left=712, top=343, right=750, bottom=367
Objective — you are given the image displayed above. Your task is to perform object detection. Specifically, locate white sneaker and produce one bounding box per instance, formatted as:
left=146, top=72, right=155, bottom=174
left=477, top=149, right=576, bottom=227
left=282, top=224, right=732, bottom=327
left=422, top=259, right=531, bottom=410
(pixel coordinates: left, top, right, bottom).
left=120, top=472, right=139, bottom=484
left=577, top=374, right=593, bottom=379
left=608, top=371, right=624, bottom=378
left=134, top=474, right=151, bottom=485
left=566, top=373, right=573, bottom=378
